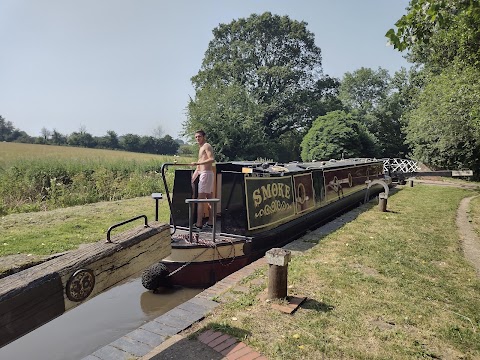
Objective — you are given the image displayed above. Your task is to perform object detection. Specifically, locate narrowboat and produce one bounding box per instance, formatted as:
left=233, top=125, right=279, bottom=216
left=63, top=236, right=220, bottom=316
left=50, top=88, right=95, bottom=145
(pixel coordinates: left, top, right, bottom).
left=142, top=158, right=391, bottom=289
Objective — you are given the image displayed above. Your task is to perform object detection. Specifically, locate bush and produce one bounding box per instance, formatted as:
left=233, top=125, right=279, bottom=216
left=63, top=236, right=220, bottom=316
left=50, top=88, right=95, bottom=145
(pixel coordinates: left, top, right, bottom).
left=301, top=111, right=378, bottom=161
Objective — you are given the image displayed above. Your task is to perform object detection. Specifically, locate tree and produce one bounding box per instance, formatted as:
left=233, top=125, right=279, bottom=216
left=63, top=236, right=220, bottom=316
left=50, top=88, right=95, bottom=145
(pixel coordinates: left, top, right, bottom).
left=339, top=68, right=390, bottom=114
left=140, top=136, right=157, bottom=153
left=405, top=64, right=480, bottom=174
left=98, top=130, right=120, bottom=149
left=187, top=83, right=272, bottom=161
left=386, top=0, right=480, bottom=173
left=156, top=135, right=180, bottom=155
left=386, top=0, right=480, bottom=70
left=0, top=116, right=16, bottom=141
left=68, top=130, right=96, bottom=148
left=301, top=111, right=378, bottom=162
left=186, top=12, right=338, bottom=161
left=120, top=134, right=142, bottom=152
left=12, top=131, right=34, bottom=143
left=338, top=67, right=411, bottom=157
left=51, top=129, right=67, bottom=145
left=40, top=127, right=51, bottom=141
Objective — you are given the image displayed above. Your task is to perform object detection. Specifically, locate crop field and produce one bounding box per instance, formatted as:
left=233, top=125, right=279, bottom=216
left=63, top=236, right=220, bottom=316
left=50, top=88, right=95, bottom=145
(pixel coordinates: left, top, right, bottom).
left=0, top=142, right=193, bottom=215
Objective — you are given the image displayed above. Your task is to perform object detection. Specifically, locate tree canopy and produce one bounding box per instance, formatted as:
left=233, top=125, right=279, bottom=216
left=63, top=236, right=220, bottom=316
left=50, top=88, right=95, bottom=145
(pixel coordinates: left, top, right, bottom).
left=386, top=0, right=480, bottom=70
left=185, top=12, right=340, bottom=161
left=300, top=111, right=377, bottom=161
left=338, top=67, right=411, bottom=157
left=387, top=0, right=480, bottom=177
left=405, top=64, right=480, bottom=173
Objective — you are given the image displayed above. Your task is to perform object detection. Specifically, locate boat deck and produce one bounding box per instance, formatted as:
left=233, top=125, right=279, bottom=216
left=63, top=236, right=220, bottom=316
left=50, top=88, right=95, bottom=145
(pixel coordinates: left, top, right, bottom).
left=170, top=226, right=247, bottom=247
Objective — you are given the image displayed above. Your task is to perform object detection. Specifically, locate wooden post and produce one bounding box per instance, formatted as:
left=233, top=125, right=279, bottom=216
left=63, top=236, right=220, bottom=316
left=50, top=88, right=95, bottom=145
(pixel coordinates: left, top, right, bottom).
left=266, top=248, right=291, bottom=300
left=378, top=193, right=387, bottom=212
left=409, top=179, right=414, bottom=187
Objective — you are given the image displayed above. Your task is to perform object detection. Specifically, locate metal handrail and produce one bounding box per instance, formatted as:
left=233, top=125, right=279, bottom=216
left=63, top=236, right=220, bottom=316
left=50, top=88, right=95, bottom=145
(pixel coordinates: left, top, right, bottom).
left=106, top=215, right=148, bottom=243
left=185, top=198, right=220, bottom=242
left=161, top=162, right=192, bottom=235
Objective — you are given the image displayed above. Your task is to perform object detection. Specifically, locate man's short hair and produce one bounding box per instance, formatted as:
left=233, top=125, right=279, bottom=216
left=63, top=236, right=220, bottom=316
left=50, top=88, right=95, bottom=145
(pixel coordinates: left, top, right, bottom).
left=195, top=130, right=206, bottom=137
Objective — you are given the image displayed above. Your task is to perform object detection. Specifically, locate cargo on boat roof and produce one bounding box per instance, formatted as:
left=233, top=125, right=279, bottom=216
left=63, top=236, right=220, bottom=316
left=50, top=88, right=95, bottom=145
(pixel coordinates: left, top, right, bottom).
left=223, top=158, right=383, bottom=175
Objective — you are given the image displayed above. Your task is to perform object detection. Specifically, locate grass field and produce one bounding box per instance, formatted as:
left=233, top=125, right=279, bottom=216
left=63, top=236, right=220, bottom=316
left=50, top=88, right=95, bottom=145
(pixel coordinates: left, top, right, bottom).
left=0, top=142, right=193, bottom=215
left=0, top=142, right=179, bottom=166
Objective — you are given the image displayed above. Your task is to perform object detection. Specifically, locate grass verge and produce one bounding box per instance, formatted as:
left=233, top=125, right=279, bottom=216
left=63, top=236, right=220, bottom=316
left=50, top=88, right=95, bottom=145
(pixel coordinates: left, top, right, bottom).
left=195, top=185, right=480, bottom=359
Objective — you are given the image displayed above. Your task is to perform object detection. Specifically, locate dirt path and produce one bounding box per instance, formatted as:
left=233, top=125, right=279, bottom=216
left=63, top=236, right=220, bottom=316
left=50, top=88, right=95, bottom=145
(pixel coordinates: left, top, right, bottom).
left=456, top=195, right=480, bottom=277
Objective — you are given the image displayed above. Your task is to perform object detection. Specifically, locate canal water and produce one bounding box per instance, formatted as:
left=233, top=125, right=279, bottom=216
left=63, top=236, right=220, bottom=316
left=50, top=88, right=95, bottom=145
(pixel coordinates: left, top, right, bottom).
left=0, top=277, right=202, bottom=360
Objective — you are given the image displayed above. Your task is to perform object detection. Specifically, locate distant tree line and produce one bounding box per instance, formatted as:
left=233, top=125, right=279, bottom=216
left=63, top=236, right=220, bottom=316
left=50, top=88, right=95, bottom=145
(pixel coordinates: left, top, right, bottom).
left=0, top=117, right=186, bottom=155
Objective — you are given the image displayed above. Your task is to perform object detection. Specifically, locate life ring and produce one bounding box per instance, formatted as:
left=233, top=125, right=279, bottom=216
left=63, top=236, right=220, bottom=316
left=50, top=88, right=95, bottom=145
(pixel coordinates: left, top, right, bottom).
left=141, top=263, right=170, bottom=290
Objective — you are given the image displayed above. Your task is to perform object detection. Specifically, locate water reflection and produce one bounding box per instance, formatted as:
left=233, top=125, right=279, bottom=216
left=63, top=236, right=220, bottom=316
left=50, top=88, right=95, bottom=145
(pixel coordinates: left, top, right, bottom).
left=0, top=277, right=202, bottom=360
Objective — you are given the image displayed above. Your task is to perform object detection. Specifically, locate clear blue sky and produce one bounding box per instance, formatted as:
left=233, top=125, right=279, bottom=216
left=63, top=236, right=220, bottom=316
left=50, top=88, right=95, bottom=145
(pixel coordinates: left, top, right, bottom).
left=0, top=0, right=410, bottom=140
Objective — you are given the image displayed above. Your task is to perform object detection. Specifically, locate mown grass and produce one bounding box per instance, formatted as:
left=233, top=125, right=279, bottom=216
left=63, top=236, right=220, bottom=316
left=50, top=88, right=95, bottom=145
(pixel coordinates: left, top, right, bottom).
left=0, top=142, right=193, bottom=215
left=197, top=185, right=480, bottom=359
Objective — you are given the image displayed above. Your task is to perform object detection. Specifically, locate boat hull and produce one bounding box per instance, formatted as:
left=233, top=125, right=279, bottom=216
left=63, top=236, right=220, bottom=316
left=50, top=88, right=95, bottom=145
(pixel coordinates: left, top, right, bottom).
left=162, top=255, right=251, bottom=288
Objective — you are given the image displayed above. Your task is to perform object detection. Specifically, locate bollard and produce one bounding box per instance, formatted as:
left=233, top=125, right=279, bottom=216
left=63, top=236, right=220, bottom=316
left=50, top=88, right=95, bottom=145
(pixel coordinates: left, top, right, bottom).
left=378, top=192, right=387, bottom=212
left=266, top=248, right=291, bottom=299
left=409, top=179, right=414, bottom=187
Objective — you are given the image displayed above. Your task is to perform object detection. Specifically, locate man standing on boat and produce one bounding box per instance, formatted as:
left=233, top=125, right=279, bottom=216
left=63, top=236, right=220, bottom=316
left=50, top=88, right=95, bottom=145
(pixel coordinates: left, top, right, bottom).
left=191, top=130, right=215, bottom=230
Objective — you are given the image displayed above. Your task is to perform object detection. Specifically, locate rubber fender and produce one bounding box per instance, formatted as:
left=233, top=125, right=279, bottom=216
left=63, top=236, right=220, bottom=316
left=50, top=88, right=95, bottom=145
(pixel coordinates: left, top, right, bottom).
left=141, top=263, right=170, bottom=290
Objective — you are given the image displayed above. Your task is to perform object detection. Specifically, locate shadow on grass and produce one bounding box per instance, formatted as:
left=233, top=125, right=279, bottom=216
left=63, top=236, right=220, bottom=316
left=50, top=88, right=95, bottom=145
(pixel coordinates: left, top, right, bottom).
left=300, top=298, right=335, bottom=313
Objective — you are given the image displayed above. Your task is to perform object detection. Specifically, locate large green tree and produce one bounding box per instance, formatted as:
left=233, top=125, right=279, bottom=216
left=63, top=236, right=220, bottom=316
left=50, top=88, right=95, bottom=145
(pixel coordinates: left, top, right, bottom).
left=185, top=12, right=340, bottom=161
left=301, top=111, right=377, bottom=161
left=187, top=83, right=271, bottom=161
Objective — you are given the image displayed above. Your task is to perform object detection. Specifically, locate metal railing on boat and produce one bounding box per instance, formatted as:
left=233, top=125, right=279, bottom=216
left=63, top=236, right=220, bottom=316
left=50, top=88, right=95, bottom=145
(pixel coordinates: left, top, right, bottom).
left=185, top=198, right=220, bottom=242
left=161, top=162, right=190, bottom=235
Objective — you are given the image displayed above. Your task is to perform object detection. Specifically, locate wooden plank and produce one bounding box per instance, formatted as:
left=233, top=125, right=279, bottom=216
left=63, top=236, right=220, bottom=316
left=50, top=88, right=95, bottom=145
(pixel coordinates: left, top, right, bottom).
left=0, top=221, right=171, bottom=348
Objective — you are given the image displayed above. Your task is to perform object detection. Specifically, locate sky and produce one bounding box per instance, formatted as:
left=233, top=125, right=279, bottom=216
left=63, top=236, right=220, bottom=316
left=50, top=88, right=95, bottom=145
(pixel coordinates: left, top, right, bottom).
left=0, top=0, right=411, bottom=140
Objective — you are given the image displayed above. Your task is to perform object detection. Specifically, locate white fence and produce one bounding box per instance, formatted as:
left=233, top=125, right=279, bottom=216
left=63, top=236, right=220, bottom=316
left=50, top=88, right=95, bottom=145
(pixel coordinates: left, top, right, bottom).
left=383, top=158, right=419, bottom=174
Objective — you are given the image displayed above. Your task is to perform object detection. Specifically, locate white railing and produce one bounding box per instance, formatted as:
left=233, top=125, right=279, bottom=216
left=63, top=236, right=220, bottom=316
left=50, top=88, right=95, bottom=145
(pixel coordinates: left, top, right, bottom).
left=383, top=158, right=419, bottom=173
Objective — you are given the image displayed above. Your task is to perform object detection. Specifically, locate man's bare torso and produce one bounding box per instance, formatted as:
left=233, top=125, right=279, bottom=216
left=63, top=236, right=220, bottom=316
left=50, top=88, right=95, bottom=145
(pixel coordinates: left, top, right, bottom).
left=197, top=143, right=214, bottom=172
